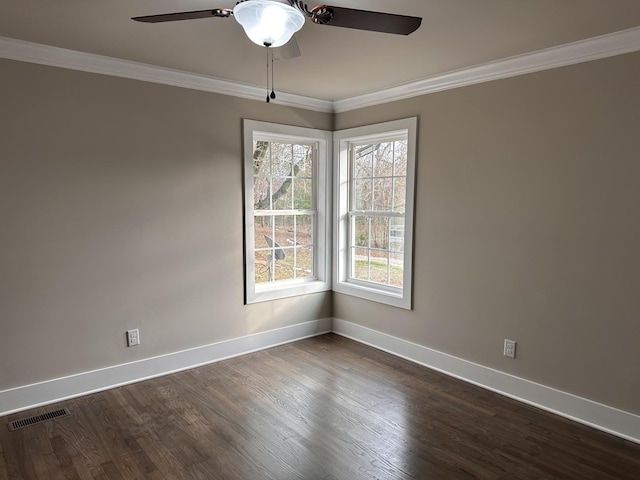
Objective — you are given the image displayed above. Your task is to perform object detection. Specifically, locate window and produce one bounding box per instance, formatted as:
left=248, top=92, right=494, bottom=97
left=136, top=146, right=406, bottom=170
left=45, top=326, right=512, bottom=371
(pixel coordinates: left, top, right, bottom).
left=333, top=118, right=417, bottom=309
left=243, top=120, right=331, bottom=303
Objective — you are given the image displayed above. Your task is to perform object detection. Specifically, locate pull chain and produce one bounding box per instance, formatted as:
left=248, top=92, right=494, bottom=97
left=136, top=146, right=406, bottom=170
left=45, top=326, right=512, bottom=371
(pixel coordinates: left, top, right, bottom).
left=265, top=44, right=271, bottom=103
left=270, top=48, right=276, bottom=100
left=263, top=42, right=277, bottom=103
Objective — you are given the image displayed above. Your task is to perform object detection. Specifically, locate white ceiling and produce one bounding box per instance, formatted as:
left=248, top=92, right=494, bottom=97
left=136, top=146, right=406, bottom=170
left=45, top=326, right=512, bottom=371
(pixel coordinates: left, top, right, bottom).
left=2, top=0, right=640, bottom=101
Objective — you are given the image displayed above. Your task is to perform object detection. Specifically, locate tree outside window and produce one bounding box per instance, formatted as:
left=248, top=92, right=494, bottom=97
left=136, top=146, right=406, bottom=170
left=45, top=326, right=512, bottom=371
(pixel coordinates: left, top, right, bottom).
left=243, top=120, right=331, bottom=304
left=334, top=117, right=417, bottom=310
left=252, top=140, right=315, bottom=284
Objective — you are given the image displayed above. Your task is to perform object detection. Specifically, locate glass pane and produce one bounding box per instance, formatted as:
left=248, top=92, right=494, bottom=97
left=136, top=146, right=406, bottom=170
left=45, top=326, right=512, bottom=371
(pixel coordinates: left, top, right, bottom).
left=353, top=216, right=369, bottom=247
left=260, top=217, right=293, bottom=283
left=293, top=178, right=313, bottom=210
left=253, top=141, right=271, bottom=177
left=354, top=145, right=373, bottom=178
left=393, top=140, right=408, bottom=176
left=373, top=178, right=393, bottom=211
left=279, top=247, right=294, bottom=279
left=295, top=215, right=314, bottom=247
left=390, top=253, right=404, bottom=287
left=271, top=142, right=293, bottom=176
left=368, top=252, right=390, bottom=285
left=273, top=255, right=294, bottom=281
left=272, top=178, right=293, bottom=210
left=393, top=178, right=406, bottom=213
left=352, top=247, right=369, bottom=281
left=273, top=215, right=294, bottom=247
left=254, top=222, right=271, bottom=248
left=369, top=217, right=389, bottom=250
left=253, top=177, right=271, bottom=210
left=295, top=246, right=314, bottom=278
left=354, top=179, right=372, bottom=210
left=293, top=144, right=313, bottom=177
left=373, top=142, right=394, bottom=177
left=254, top=250, right=270, bottom=284
left=389, top=217, right=405, bottom=253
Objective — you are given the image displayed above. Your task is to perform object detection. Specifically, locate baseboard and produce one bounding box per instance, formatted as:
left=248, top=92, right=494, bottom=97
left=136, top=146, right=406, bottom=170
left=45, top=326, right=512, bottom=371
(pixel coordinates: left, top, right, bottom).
left=5, top=317, right=638, bottom=445
left=0, top=318, right=332, bottom=417
left=332, top=318, right=640, bottom=445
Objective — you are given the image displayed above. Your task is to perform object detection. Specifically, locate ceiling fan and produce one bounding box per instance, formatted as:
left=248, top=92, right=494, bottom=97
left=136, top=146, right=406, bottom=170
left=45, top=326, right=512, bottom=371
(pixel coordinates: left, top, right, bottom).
left=133, top=0, right=422, bottom=101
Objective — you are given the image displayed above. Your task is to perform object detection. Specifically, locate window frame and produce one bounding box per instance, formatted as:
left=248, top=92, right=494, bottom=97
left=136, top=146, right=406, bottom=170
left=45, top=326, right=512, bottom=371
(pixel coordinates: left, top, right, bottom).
left=243, top=120, right=332, bottom=304
left=333, top=117, right=417, bottom=309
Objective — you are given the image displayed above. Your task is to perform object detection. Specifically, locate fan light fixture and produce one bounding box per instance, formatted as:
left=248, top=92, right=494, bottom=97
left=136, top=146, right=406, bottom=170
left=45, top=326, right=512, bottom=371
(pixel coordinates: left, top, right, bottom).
left=132, top=2, right=422, bottom=102
left=233, top=0, right=305, bottom=48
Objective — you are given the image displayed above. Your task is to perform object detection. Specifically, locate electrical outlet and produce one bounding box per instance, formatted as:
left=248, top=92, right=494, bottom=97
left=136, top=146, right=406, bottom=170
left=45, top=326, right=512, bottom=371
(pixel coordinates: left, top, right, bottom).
left=127, top=329, right=140, bottom=347
left=504, top=339, right=516, bottom=359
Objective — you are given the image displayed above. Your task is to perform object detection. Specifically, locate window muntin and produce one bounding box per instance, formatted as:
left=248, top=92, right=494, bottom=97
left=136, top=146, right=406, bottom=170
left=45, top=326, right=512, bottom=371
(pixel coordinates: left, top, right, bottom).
left=243, top=120, right=330, bottom=304
left=253, top=140, right=316, bottom=285
left=348, top=137, right=408, bottom=291
left=334, top=118, right=417, bottom=310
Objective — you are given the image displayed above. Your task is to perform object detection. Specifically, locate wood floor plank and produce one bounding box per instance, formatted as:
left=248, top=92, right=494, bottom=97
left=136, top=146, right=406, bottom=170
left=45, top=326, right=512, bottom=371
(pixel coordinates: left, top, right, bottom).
left=1, top=334, right=639, bottom=479
left=0, top=441, right=8, bottom=480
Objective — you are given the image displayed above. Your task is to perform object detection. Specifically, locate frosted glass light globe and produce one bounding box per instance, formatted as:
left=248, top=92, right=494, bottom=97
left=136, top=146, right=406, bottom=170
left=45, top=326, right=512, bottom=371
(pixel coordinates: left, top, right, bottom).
left=234, top=0, right=305, bottom=48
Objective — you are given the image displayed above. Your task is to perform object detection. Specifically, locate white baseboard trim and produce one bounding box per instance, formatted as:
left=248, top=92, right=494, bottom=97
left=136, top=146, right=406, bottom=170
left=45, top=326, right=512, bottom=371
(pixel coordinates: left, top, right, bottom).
left=0, top=318, right=332, bottom=417
left=4, top=316, right=638, bottom=445
left=332, top=318, right=640, bottom=445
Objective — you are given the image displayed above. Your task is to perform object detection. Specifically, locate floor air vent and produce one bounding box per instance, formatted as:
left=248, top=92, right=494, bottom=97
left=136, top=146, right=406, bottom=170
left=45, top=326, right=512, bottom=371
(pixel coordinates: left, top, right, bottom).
left=8, top=408, right=71, bottom=431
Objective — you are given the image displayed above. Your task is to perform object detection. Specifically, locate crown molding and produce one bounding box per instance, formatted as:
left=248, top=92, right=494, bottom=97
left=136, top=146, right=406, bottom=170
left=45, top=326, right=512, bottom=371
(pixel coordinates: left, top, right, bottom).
left=2, top=26, right=639, bottom=114
left=0, top=36, right=333, bottom=113
left=333, top=26, right=640, bottom=113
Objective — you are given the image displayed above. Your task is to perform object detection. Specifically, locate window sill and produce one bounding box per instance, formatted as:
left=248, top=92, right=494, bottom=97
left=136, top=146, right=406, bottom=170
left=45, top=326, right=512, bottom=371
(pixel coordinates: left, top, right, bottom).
left=333, top=281, right=411, bottom=310
left=247, top=279, right=331, bottom=304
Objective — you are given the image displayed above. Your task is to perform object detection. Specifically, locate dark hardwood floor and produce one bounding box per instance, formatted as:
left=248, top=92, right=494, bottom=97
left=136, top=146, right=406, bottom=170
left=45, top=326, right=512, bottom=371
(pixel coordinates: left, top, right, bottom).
left=1, top=334, right=639, bottom=479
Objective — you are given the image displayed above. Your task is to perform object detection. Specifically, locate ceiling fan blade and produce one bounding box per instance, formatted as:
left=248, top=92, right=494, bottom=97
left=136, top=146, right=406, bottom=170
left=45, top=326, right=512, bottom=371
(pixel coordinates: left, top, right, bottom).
left=132, top=9, right=232, bottom=23
left=273, top=35, right=301, bottom=61
left=318, top=6, right=421, bottom=35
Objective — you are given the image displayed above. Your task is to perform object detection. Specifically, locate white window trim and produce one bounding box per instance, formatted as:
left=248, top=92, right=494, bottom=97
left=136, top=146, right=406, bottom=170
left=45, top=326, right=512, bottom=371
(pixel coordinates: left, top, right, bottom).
left=333, top=117, right=417, bottom=310
left=243, top=119, right=332, bottom=304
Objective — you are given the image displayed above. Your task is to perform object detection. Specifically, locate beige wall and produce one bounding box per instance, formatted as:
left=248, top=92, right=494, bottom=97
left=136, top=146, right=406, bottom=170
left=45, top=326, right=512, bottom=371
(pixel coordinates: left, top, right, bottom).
left=0, top=59, right=332, bottom=390
left=1, top=51, right=638, bottom=416
left=334, top=52, right=640, bottom=415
